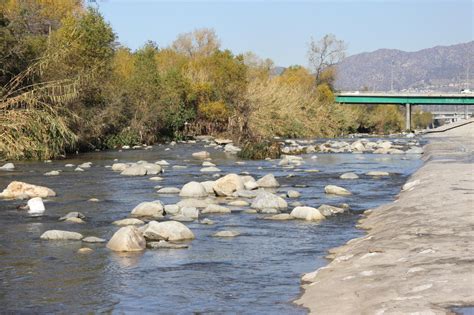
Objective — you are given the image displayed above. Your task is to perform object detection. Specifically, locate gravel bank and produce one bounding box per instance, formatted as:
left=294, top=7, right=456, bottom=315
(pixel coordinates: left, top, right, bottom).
left=295, top=121, right=474, bottom=314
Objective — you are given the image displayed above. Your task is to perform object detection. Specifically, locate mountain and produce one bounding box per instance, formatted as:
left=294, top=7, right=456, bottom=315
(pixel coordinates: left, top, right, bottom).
left=334, top=41, right=474, bottom=92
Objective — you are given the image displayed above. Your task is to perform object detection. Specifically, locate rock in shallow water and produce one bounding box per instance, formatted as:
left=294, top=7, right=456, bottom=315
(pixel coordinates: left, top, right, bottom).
left=202, top=204, right=231, bottom=214
left=147, top=240, right=189, bottom=249
left=213, top=230, right=240, bottom=237
left=366, top=171, right=390, bottom=176
left=27, top=197, right=45, bottom=215
left=324, top=185, right=351, bottom=196
left=0, top=181, right=56, bottom=199
left=142, top=221, right=195, bottom=241
left=40, top=230, right=83, bottom=240
left=131, top=201, right=164, bottom=218
left=82, top=236, right=106, bottom=243
left=113, top=218, right=145, bottom=226
left=106, top=226, right=146, bottom=252
left=179, top=182, right=208, bottom=198
left=0, top=163, right=15, bottom=170
left=264, top=213, right=294, bottom=220
left=340, top=172, right=359, bottom=179
left=213, top=174, right=244, bottom=197
left=290, top=207, right=325, bottom=221
left=251, top=191, right=287, bottom=210
left=256, top=174, right=280, bottom=188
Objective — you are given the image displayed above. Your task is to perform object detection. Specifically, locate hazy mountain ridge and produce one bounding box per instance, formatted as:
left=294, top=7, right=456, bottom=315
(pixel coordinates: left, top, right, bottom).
left=335, top=41, right=474, bottom=92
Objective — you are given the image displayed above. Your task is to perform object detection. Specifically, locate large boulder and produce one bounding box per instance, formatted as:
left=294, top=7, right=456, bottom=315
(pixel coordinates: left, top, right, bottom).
left=131, top=201, right=164, bottom=218
left=40, top=230, right=83, bottom=240
left=200, top=181, right=216, bottom=194
left=256, top=174, right=280, bottom=188
left=121, top=165, right=147, bottom=176
left=290, top=207, right=325, bottom=221
left=213, top=174, right=244, bottom=196
left=142, top=221, right=195, bottom=241
left=0, top=181, right=56, bottom=199
left=106, top=226, right=146, bottom=252
left=141, top=163, right=162, bottom=175
left=324, top=185, right=352, bottom=196
left=251, top=191, right=287, bottom=210
left=179, top=182, right=208, bottom=198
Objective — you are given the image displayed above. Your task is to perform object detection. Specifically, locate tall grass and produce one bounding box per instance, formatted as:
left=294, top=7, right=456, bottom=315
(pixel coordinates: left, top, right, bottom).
left=0, top=57, right=79, bottom=160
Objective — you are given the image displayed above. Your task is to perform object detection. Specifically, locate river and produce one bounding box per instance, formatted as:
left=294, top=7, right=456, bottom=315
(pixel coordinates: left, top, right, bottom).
left=0, top=138, right=422, bottom=313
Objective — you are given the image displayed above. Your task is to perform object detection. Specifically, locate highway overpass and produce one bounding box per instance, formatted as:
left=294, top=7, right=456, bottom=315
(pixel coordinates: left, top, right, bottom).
left=335, top=93, right=474, bottom=130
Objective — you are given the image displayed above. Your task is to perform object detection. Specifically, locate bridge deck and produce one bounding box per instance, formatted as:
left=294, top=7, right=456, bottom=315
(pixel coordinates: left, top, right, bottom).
left=336, top=93, right=474, bottom=105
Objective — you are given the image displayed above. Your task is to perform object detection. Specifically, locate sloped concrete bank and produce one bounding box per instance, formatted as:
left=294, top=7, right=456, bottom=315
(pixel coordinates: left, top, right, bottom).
left=295, top=121, right=474, bottom=314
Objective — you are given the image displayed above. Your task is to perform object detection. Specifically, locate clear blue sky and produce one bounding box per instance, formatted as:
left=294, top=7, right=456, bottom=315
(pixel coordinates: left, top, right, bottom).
left=95, top=0, right=473, bottom=67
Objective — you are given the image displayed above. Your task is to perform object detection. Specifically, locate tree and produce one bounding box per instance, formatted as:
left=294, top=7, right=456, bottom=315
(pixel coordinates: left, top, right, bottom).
left=307, top=34, right=346, bottom=85
left=171, top=28, right=220, bottom=58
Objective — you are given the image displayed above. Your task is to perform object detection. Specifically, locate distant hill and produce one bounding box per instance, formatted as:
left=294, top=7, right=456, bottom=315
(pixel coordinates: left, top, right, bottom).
left=334, top=41, right=474, bottom=92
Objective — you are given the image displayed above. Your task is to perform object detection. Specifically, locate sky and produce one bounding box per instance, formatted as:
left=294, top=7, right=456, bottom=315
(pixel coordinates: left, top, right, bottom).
left=95, top=0, right=473, bottom=67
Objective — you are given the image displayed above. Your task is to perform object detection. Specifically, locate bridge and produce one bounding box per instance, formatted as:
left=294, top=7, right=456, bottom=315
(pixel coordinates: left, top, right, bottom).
left=335, top=93, right=474, bottom=130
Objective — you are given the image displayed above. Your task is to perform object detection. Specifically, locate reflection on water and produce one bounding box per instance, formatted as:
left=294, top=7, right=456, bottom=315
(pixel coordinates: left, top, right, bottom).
left=0, top=139, right=422, bottom=313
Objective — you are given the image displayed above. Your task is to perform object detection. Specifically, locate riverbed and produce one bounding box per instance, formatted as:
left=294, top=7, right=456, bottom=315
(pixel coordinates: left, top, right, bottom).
left=0, top=139, right=422, bottom=313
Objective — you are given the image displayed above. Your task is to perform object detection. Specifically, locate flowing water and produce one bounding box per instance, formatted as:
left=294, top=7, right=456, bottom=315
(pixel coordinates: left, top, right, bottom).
left=0, top=139, right=422, bottom=314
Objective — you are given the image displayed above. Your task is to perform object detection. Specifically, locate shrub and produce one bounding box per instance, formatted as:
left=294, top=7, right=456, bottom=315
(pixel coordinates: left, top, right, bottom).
left=238, top=140, right=281, bottom=160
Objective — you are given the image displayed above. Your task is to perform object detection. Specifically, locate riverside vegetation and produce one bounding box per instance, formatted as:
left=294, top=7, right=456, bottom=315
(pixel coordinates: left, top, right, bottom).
left=0, top=0, right=432, bottom=161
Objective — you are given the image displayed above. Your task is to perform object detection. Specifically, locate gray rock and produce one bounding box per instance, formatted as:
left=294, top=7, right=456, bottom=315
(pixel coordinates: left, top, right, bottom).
left=324, top=185, right=352, bottom=196
left=256, top=174, right=280, bottom=188
left=147, top=240, right=189, bottom=249
left=213, top=174, right=244, bottom=196
left=202, top=204, right=231, bottom=214
left=0, top=181, right=56, bottom=199
left=113, top=218, right=145, bottom=226
left=200, top=166, right=221, bottom=172
left=406, top=147, right=424, bottom=154
left=157, top=187, right=181, bottom=194
left=43, top=171, right=61, bottom=176
left=290, top=207, right=325, bottom=221
left=180, top=206, right=199, bottom=219
left=318, top=204, right=345, bottom=216
left=121, top=165, right=147, bottom=176
left=251, top=191, right=287, bottom=210
left=0, top=163, right=15, bottom=171
left=142, top=220, right=195, bottom=241
left=40, top=230, right=83, bottom=240
left=131, top=201, right=164, bottom=218
left=106, top=226, right=146, bottom=252
left=287, top=190, right=301, bottom=198
left=164, top=204, right=180, bottom=215
left=264, top=213, right=294, bottom=220
left=59, top=212, right=85, bottom=221
left=179, top=182, right=208, bottom=198
left=200, top=218, right=215, bottom=225
left=213, top=230, right=240, bottom=237
left=366, top=171, right=390, bottom=176
left=82, top=236, right=106, bottom=243
left=340, top=172, right=359, bottom=179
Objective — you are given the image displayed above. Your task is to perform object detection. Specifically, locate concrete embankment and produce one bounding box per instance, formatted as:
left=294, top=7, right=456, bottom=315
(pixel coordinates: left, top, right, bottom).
left=296, top=121, right=474, bottom=314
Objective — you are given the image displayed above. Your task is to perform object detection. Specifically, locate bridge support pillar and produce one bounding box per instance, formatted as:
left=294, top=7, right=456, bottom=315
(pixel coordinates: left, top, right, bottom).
left=405, top=103, right=411, bottom=131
